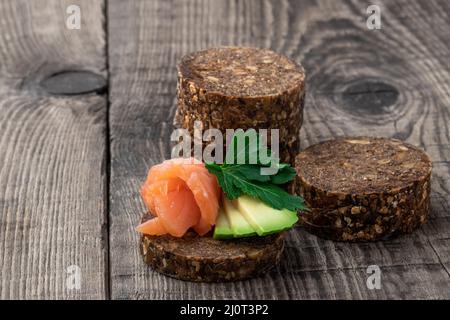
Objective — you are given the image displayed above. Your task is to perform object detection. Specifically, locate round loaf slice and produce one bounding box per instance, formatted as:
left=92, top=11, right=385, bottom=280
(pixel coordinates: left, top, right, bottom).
left=293, top=137, right=432, bottom=241
left=140, top=215, right=285, bottom=282
left=175, top=46, right=306, bottom=164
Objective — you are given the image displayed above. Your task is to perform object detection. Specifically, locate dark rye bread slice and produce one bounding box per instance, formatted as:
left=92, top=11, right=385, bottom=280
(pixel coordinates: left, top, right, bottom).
left=140, top=215, right=285, bottom=282
left=175, top=46, right=306, bottom=164
left=293, top=137, right=432, bottom=242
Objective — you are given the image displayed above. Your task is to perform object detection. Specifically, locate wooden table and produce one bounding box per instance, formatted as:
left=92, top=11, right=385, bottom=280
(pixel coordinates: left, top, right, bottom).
left=1, top=0, right=449, bottom=299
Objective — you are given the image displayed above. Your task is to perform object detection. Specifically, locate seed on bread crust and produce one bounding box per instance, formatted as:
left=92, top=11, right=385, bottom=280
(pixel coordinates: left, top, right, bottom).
left=292, top=137, right=432, bottom=242
left=175, top=47, right=306, bottom=164
left=140, top=215, right=285, bottom=282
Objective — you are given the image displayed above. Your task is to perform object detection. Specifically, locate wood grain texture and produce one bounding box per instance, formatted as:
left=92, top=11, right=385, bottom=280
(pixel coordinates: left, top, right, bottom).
left=107, top=0, right=450, bottom=299
left=0, top=0, right=107, bottom=299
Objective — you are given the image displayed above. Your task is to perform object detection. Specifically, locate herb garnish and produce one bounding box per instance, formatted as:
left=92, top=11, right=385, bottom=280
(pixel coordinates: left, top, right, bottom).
left=205, top=130, right=309, bottom=212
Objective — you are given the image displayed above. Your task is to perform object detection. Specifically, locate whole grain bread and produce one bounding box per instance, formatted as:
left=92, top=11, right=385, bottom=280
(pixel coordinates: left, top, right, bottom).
left=175, top=47, right=306, bottom=164
left=140, top=215, right=285, bottom=282
left=293, top=137, right=432, bottom=241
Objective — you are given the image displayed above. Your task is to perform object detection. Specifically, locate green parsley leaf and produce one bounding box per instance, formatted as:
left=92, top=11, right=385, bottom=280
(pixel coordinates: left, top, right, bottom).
left=229, top=164, right=271, bottom=182
left=206, top=129, right=309, bottom=212
left=270, top=164, right=297, bottom=184
left=205, top=163, right=242, bottom=199
left=205, top=162, right=309, bottom=211
left=231, top=176, right=308, bottom=211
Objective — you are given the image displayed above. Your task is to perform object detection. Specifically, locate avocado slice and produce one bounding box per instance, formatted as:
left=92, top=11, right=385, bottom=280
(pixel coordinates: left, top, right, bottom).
left=234, top=195, right=298, bottom=236
left=213, top=208, right=234, bottom=240
left=223, top=197, right=257, bottom=238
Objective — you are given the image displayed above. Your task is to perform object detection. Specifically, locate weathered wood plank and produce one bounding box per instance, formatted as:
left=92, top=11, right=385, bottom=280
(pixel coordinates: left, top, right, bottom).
left=108, top=0, right=450, bottom=299
left=0, top=0, right=107, bottom=299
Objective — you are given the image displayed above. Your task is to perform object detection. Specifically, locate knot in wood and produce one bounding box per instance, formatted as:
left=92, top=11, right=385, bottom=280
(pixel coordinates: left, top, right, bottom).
left=40, top=70, right=106, bottom=95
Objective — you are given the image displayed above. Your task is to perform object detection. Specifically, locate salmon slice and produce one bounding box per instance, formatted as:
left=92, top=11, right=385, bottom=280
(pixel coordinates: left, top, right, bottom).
left=137, top=158, right=220, bottom=237
left=136, top=217, right=166, bottom=235
left=141, top=178, right=186, bottom=214
left=138, top=180, right=199, bottom=236
left=153, top=188, right=201, bottom=236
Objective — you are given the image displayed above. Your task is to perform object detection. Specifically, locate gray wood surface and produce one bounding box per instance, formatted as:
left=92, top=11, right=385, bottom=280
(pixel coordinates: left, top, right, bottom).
left=108, top=0, right=450, bottom=299
left=1, top=0, right=449, bottom=299
left=0, top=0, right=108, bottom=299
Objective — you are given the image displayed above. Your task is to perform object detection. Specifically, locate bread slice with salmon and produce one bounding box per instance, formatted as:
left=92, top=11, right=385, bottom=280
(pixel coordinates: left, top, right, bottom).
left=140, top=214, right=285, bottom=282
left=135, top=47, right=308, bottom=282
left=136, top=155, right=303, bottom=282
